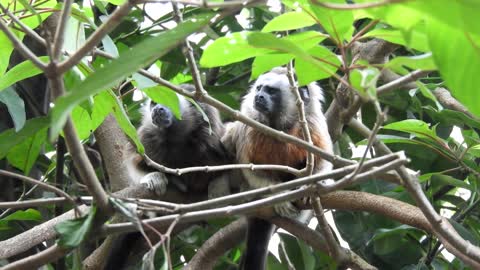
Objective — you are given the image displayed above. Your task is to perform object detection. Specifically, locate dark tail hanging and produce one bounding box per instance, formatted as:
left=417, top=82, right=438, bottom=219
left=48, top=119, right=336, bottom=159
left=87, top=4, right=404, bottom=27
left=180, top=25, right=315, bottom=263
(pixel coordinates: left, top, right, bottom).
left=240, top=217, right=276, bottom=270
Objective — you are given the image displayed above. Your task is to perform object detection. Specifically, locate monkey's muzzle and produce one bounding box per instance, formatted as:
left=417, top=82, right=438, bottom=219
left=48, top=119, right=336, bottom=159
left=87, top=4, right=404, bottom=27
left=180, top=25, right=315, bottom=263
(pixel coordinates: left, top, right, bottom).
left=151, top=105, right=174, bottom=127
left=254, top=94, right=271, bottom=114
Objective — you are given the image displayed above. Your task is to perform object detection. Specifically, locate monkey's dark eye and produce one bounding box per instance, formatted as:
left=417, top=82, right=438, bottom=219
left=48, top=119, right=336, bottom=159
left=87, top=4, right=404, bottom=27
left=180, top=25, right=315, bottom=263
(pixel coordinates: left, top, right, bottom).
left=264, top=86, right=277, bottom=95
left=256, top=85, right=262, bottom=91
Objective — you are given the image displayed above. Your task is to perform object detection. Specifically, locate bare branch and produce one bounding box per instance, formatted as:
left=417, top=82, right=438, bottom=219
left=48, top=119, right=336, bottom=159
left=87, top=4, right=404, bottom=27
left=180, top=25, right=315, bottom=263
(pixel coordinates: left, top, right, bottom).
left=312, top=197, right=346, bottom=264
left=377, top=69, right=431, bottom=95
left=48, top=77, right=111, bottom=213
left=433, top=87, right=475, bottom=118
left=184, top=219, right=247, bottom=270
left=145, top=154, right=302, bottom=176
left=272, top=217, right=378, bottom=270
left=1, top=244, right=69, bottom=270
left=0, top=170, right=79, bottom=214
left=287, top=62, right=314, bottom=175
left=52, top=0, right=73, bottom=59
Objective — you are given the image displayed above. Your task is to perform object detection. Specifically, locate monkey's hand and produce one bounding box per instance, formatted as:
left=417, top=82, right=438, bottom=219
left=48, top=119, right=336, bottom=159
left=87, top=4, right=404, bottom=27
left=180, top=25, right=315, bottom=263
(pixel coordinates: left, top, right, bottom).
left=274, top=201, right=299, bottom=219
left=141, top=172, right=168, bottom=196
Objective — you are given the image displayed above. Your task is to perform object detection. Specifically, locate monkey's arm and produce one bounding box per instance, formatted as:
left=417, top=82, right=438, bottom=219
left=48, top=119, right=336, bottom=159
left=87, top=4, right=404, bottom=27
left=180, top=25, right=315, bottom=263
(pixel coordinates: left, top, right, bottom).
left=125, top=154, right=169, bottom=196
left=220, top=122, right=241, bottom=155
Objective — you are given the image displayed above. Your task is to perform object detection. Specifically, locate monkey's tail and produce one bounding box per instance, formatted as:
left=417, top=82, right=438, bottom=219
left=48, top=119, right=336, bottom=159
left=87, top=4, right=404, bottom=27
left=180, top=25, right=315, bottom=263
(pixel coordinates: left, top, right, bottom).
left=240, top=217, right=276, bottom=270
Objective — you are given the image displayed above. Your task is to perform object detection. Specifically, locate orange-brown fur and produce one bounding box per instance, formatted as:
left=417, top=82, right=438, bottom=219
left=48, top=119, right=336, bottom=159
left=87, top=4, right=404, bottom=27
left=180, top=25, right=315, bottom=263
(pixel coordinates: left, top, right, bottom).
left=246, top=123, right=328, bottom=170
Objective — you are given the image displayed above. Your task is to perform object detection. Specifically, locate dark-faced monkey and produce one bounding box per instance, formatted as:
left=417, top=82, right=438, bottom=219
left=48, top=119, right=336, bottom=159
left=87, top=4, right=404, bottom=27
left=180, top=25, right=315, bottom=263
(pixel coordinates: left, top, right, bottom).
left=222, top=67, right=333, bottom=270
left=127, top=84, right=233, bottom=199
left=106, top=85, right=232, bottom=269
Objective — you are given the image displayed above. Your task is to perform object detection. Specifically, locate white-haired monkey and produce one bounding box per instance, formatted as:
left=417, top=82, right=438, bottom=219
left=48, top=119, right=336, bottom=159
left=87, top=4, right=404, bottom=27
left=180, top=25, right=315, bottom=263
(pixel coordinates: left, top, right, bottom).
left=222, top=67, right=333, bottom=270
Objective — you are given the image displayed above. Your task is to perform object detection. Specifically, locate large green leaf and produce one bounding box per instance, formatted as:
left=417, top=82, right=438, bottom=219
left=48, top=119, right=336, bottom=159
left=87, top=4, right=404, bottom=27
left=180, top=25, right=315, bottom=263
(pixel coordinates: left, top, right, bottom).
left=201, top=31, right=326, bottom=68
left=0, top=117, right=49, bottom=159
left=385, top=53, right=436, bottom=74
left=262, top=11, right=316, bottom=32
left=0, top=56, right=48, bottom=92
left=295, top=46, right=340, bottom=85
left=251, top=53, right=293, bottom=79
left=427, top=18, right=480, bottom=118
left=363, top=27, right=429, bottom=53
left=0, top=86, right=26, bottom=131
left=50, top=12, right=214, bottom=140
left=6, top=127, right=47, bottom=174
left=383, top=119, right=439, bottom=141
left=56, top=206, right=96, bottom=248
left=0, top=209, right=42, bottom=230
left=200, top=31, right=271, bottom=67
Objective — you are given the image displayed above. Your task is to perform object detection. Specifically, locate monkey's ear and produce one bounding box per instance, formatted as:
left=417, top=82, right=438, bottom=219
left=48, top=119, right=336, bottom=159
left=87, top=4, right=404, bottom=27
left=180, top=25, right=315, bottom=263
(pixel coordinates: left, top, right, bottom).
left=299, top=87, right=310, bottom=103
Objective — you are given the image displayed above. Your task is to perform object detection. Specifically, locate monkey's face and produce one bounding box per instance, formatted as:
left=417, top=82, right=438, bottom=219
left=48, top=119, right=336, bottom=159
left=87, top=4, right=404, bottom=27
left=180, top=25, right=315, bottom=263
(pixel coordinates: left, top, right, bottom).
left=254, top=84, right=282, bottom=116
left=150, top=103, right=175, bottom=128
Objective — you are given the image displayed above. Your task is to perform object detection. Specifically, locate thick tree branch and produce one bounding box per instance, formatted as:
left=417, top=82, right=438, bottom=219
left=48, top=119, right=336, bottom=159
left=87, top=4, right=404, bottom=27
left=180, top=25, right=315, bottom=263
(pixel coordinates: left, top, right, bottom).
left=184, top=219, right=248, bottom=270
left=271, top=217, right=377, bottom=270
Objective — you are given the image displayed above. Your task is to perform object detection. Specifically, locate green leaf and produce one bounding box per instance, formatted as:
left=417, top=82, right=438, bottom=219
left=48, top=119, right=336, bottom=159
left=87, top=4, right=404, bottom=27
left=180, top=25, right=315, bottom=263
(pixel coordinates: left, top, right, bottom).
left=386, top=53, right=436, bottom=74
left=295, top=46, right=341, bottom=85
left=0, top=209, right=42, bottom=230
left=248, top=32, right=310, bottom=59
left=383, top=119, right=438, bottom=140
left=312, top=2, right=354, bottom=42
left=0, top=117, right=49, bottom=159
left=251, top=53, right=293, bottom=79
left=427, top=18, right=480, bottom=118
left=201, top=31, right=326, bottom=68
left=0, top=32, right=15, bottom=75
left=0, top=56, right=48, bottom=92
left=71, top=105, right=93, bottom=140
left=430, top=174, right=473, bottom=191
left=7, top=127, right=47, bottom=174
left=0, top=86, right=26, bottom=131
left=262, top=11, right=316, bottom=32
left=200, top=31, right=271, bottom=67
left=56, top=206, right=97, bottom=248
left=363, top=27, right=429, bottom=52
left=349, top=67, right=380, bottom=99
left=50, top=12, right=214, bottom=140
left=143, top=86, right=181, bottom=120
left=91, top=90, right=144, bottom=153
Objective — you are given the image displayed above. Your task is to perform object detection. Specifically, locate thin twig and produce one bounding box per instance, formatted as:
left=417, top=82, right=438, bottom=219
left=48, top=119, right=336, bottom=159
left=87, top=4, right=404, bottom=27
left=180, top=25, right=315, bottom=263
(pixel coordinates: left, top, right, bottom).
left=0, top=170, right=79, bottom=215
left=377, top=70, right=431, bottom=95
left=171, top=2, right=207, bottom=98
left=286, top=62, right=314, bottom=175
left=144, top=155, right=302, bottom=176
left=312, top=197, right=344, bottom=263
left=52, top=0, right=73, bottom=59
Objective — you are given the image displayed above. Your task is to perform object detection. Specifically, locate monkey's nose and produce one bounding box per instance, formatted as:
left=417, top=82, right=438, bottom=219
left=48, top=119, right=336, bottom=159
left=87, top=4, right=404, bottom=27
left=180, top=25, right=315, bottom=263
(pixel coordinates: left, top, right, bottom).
left=152, top=105, right=173, bottom=127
